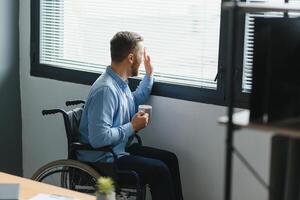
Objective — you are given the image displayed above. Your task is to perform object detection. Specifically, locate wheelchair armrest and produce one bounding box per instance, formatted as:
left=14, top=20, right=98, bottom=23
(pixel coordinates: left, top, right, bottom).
left=71, top=142, right=112, bottom=152
left=70, top=142, right=118, bottom=162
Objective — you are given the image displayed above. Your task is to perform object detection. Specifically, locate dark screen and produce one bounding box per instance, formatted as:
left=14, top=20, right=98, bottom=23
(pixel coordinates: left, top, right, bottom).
left=250, top=17, right=300, bottom=123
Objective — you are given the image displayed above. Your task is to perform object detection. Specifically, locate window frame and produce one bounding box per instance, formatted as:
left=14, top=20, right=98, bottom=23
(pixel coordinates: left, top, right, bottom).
left=30, top=0, right=238, bottom=107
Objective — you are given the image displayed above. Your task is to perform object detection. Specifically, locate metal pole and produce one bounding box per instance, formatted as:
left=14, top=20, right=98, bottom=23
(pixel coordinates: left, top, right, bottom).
left=224, top=1, right=238, bottom=200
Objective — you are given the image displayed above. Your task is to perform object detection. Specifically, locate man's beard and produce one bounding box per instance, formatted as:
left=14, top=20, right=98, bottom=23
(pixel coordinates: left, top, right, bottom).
left=130, top=61, right=140, bottom=77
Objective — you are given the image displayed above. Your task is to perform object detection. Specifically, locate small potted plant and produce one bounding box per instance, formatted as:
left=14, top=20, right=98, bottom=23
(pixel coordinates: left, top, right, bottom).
left=96, top=177, right=116, bottom=200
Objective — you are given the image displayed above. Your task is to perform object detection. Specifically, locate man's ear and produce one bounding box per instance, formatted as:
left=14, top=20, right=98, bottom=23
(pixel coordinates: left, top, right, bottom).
left=128, top=53, right=134, bottom=64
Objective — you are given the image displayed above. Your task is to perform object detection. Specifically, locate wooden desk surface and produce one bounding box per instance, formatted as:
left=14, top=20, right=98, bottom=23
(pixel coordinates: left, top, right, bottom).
left=0, top=172, right=95, bottom=200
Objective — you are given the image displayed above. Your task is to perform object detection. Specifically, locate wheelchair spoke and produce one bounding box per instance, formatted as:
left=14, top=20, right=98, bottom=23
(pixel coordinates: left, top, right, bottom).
left=32, top=159, right=145, bottom=199
left=32, top=160, right=100, bottom=194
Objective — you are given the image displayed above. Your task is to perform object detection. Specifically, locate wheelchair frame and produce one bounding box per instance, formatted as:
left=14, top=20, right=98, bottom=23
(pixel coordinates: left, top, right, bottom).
left=31, top=100, right=146, bottom=200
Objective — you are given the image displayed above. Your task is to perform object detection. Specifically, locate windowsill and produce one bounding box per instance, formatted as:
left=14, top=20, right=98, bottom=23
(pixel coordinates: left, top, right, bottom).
left=30, top=64, right=228, bottom=106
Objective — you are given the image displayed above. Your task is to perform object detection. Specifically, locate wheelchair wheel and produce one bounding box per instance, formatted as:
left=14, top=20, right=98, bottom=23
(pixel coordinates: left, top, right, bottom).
left=31, top=159, right=101, bottom=194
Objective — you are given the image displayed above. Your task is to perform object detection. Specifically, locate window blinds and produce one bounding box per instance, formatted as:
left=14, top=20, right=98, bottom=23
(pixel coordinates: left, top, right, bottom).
left=40, top=0, right=222, bottom=88
left=242, top=0, right=300, bottom=93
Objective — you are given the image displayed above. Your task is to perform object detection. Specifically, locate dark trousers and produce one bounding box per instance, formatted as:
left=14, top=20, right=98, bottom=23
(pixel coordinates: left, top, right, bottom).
left=116, top=143, right=184, bottom=200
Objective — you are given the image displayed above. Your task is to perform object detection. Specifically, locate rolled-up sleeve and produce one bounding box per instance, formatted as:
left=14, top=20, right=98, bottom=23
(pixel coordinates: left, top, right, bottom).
left=132, top=75, right=154, bottom=108
left=87, top=87, right=134, bottom=148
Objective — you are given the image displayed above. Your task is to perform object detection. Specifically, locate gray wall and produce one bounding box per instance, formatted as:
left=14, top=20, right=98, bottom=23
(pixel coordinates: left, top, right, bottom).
left=20, top=0, right=272, bottom=199
left=0, top=0, right=22, bottom=175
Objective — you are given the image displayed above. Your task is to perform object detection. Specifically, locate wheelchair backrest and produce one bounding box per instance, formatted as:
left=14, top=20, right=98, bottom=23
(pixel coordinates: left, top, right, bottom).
left=63, top=107, right=83, bottom=156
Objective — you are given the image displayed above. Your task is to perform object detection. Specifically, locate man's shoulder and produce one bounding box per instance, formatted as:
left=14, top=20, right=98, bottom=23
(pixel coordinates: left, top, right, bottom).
left=90, top=77, right=117, bottom=97
left=90, top=84, right=117, bottom=97
left=86, top=85, right=118, bottom=106
left=91, top=73, right=116, bottom=91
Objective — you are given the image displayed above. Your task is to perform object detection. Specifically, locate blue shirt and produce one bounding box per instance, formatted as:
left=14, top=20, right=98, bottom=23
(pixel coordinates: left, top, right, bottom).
left=77, top=66, right=154, bottom=162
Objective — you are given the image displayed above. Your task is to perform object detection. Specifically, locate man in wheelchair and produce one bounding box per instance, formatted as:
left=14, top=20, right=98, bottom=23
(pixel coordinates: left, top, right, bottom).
left=77, top=31, right=184, bottom=200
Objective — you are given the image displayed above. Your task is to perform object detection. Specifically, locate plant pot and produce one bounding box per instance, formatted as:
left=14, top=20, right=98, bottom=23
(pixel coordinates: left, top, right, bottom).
left=96, top=192, right=116, bottom=200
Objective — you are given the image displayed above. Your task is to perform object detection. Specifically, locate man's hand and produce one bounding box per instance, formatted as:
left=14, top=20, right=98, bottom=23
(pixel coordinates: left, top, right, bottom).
left=131, top=111, right=149, bottom=132
left=144, top=48, right=154, bottom=76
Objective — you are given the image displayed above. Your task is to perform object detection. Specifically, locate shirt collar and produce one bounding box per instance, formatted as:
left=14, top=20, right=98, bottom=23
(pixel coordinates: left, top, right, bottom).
left=106, top=66, right=128, bottom=91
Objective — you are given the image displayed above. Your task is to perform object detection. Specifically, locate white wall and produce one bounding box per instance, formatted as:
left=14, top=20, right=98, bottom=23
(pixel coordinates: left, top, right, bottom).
left=20, top=0, right=272, bottom=199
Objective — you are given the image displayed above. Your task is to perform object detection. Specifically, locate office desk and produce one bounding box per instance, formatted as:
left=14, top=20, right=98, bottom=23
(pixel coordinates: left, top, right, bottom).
left=0, top=172, right=95, bottom=200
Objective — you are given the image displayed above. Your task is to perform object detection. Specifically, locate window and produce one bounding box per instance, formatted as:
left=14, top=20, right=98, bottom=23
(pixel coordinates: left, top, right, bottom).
left=31, top=0, right=226, bottom=104
left=40, top=0, right=222, bottom=88
left=31, top=0, right=300, bottom=106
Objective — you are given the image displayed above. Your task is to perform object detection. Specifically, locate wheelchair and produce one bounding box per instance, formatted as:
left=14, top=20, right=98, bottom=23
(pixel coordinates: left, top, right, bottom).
left=31, top=100, right=146, bottom=199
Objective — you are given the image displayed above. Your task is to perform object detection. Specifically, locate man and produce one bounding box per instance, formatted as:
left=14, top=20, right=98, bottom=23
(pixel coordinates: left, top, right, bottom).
left=78, top=31, right=183, bottom=200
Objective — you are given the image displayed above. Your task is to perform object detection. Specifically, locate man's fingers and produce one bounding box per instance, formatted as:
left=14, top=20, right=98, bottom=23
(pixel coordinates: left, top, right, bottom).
left=144, top=48, right=151, bottom=62
left=137, top=110, right=145, bottom=116
left=137, top=111, right=149, bottom=119
left=144, top=48, right=147, bottom=57
left=146, top=55, right=150, bottom=62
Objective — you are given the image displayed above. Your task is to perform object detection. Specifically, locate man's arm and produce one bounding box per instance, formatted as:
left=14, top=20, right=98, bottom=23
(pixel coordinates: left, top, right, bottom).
left=87, top=87, right=133, bottom=148
left=132, top=75, right=154, bottom=107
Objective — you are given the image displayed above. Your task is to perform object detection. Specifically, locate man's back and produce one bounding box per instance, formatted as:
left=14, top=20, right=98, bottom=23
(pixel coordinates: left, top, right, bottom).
left=77, top=66, right=136, bottom=162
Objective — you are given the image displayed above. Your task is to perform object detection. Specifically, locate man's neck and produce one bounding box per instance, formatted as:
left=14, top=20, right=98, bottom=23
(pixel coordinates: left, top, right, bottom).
left=111, top=62, right=129, bottom=80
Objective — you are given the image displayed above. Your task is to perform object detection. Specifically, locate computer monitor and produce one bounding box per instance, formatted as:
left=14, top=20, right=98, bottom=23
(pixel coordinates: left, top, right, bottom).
left=250, top=17, right=300, bottom=124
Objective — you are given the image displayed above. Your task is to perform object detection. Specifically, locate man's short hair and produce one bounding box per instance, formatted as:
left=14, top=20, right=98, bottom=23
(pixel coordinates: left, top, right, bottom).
left=110, top=31, right=144, bottom=62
